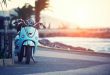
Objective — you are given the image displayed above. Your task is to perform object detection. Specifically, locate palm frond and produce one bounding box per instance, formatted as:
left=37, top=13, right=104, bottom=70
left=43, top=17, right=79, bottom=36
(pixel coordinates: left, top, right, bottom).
left=2, top=0, right=10, bottom=6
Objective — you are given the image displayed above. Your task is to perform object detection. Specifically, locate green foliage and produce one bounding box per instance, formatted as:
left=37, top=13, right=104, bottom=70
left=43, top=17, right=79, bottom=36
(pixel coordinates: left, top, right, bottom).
left=14, top=3, right=34, bottom=20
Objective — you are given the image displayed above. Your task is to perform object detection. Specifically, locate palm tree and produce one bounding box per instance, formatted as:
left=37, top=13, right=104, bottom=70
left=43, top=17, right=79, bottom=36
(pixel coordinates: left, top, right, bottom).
left=9, top=3, right=34, bottom=29
left=35, top=0, right=49, bottom=29
left=14, top=3, right=34, bottom=20
left=2, top=0, right=49, bottom=29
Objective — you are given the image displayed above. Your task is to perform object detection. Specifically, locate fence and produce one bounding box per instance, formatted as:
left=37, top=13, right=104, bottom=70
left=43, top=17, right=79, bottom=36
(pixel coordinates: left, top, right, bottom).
left=0, top=29, right=17, bottom=59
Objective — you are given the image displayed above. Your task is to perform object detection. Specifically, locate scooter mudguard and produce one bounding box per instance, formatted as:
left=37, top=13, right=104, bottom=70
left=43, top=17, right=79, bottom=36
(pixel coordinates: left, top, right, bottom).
left=23, top=40, right=35, bottom=46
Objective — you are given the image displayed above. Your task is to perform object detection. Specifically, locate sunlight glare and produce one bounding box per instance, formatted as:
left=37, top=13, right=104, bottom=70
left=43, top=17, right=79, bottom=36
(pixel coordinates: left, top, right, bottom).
left=47, top=0, right=110, bottom=28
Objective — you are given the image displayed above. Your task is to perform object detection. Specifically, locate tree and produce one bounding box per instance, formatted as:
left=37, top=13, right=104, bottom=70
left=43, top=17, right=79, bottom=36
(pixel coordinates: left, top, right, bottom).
left=2, top=0, right=49, bottom=29
left=9, top=4, right=34, bottom=29
left=14, top=3, right=34, bottom=20
left=35, top=0, right=49, bottom=29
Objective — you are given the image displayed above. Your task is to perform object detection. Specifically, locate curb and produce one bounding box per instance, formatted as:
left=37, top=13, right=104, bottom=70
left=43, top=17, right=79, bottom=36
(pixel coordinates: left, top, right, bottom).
left=0, top=58, right=13, bottom=66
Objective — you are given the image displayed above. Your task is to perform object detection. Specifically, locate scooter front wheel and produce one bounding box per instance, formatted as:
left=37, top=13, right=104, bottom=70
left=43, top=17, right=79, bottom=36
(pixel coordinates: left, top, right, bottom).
left=25, top=46, right=32, bottom=64
left=18, top=46, right=24, bottom=62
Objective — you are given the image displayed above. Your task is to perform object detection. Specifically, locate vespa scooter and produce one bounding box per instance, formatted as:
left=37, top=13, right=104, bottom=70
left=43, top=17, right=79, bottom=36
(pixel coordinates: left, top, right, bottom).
left=14, top=19, right=39, bottom=64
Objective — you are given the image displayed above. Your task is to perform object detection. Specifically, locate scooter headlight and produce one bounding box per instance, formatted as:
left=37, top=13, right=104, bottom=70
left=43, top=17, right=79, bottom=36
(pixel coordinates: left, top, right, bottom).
left=28, top=33, right=33, bottom=37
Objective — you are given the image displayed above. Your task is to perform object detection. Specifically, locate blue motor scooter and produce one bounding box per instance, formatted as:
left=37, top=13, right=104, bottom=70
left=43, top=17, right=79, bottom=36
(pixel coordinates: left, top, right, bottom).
left=14, top=19, right=39, bottom=64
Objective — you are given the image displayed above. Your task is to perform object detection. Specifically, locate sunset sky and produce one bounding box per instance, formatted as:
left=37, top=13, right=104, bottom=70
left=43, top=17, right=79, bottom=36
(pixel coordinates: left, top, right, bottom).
left=0, top=0, right=110, bottom=28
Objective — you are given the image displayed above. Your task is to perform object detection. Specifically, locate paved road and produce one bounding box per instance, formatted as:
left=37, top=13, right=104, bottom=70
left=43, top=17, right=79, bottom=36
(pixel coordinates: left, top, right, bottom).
left=0, top=47, right=110, bottom=75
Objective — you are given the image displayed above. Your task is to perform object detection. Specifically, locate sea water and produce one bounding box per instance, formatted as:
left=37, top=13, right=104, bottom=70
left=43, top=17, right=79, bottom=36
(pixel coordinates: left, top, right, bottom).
left=44, top=37, right=110, bottom=53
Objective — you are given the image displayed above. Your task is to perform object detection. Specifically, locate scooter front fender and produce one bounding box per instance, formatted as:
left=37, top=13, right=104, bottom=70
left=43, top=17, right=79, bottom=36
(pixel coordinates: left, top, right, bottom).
left=23, top=40, right=35, bottom=46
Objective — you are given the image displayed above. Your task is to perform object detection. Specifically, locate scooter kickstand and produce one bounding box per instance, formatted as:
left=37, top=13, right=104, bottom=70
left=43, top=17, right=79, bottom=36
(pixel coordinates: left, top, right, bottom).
left=31, top=56, right=36, bottom=63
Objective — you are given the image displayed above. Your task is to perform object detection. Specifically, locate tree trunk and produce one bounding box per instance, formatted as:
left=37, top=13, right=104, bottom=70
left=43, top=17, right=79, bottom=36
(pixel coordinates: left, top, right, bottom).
left=35, top=12, right=40, bottom=29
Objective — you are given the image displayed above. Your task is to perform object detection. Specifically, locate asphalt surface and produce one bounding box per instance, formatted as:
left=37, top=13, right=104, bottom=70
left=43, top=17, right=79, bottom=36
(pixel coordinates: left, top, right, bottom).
left=0, top=47, right=110, bottom=75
